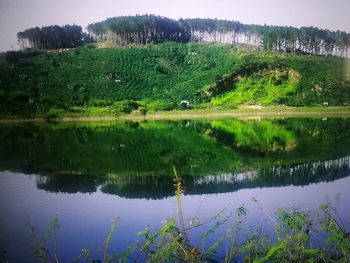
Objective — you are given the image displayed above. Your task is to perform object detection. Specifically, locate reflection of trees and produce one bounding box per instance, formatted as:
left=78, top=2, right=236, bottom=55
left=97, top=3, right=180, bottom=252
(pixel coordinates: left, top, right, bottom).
left=36, top=173, right=97, bottom=193
left=1, top=118, right=350, bottom=198
left=36, top=156, right=350, bottom=199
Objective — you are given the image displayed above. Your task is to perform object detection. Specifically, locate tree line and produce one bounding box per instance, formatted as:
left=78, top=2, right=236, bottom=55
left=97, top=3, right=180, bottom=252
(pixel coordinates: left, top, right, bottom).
left=87, top=15, right=190, bottom=45
left=17, top=25, right=91, bottom=49
left=16, top=15, right=350, bottom=58
left=87, top=15, right=350, bottom=57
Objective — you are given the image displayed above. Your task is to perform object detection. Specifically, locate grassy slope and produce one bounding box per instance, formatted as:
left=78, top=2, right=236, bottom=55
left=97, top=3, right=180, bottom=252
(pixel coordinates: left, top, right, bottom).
left=0, top=42, right=350, bottom=117
left=211, top=53, right=350, bottom=106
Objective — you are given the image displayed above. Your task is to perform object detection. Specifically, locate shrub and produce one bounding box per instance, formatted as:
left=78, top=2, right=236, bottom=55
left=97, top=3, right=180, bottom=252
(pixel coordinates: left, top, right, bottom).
left=87, top=99, right=113, bottom=107
left=139, top=106, right=148, bottom=116
left=143, top=101, right=176, bottom=111
left=112, top=100, right=139, bottom=114
left=43, top=108, right=66, bottom=119
left=5, top=51, right=20, bottom=63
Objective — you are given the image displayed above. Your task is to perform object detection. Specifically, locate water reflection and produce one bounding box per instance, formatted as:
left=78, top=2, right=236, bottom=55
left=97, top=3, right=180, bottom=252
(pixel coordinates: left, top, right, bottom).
left=1, top=117, right=350, bottom=262
left=34, top=156, right=350, bottom=199
left=1, top=117, right=350, bottom=199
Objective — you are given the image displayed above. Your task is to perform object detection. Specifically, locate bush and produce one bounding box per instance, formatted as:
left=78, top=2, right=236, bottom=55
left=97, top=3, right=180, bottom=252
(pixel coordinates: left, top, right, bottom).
left=12, top=93, right=29, bottom=103
left=87, top=99, right=113, bottom=107
left=142, top=101, right=176, bottom=111
left=5, top=51, right=20, bottom=63
left=112, top=100, right=139, bottom=114
left=139, top=106, right=148, bottom=116
left=5, top=50, right=42, bottom=64
left=43, top=108, right=66, bottom=119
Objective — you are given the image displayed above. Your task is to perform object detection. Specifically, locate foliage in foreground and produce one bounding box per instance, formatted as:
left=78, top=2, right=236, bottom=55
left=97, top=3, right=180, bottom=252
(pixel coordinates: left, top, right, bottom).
left=22, top=170, right=350, bottom=263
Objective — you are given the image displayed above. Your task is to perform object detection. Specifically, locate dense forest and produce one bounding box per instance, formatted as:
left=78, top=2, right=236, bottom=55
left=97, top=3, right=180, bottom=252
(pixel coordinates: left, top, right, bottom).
left=87, top=15, right=191, bottom=45
left=86, top=15, right=350, bottom=58
left=16, top=15, right=350, bottom=58
left=17, top=25, right=91, bottom=49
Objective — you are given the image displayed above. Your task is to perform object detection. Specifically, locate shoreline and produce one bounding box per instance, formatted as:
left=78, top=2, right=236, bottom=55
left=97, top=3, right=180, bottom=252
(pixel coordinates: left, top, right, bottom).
left=1, top=106, right=350, bottom=123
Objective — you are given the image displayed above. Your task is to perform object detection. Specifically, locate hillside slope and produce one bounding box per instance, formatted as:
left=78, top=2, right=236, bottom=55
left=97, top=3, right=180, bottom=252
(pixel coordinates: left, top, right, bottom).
left=0, top=42, right=349, bottom=117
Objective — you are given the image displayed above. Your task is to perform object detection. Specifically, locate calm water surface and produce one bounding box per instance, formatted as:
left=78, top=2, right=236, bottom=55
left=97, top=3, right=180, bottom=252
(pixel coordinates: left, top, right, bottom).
left=1, top=117, right=350, bottom=261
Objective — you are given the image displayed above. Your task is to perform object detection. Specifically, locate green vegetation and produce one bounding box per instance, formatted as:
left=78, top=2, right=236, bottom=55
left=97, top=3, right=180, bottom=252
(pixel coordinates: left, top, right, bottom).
left=129, top=195, right=350, bottom=263
left=1, top=42, right=350, bottom=118
left=87, top=15, right=350, bottom=57
left=87, top=15, right=190, bottom=46
left=17, top=25, right=91, bottom=50
left=211, top=68, right=299, bottom=106
left=211, top=52, right=350, bottom=107
left=0, top=43, right=235, bottom=117
left=14, top=15, right=350, bottom=57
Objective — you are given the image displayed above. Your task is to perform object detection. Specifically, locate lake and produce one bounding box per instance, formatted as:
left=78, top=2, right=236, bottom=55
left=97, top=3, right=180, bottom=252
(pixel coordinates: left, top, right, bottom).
left=1, top=117, right=350, bottom=261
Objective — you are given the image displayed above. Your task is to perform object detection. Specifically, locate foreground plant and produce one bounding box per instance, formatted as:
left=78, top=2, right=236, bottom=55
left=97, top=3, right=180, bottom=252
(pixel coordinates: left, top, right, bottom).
left=23, top=170, right=350, bottom=263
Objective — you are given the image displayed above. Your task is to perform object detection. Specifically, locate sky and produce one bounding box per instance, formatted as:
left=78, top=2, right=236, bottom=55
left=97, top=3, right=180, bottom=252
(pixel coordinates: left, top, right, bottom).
left=0, top=0, right=350, bottom=52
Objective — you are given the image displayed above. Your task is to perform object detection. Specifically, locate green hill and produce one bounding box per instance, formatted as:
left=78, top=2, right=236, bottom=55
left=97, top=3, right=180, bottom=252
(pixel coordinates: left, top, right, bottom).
left=0, top=42, right=349, bottom=117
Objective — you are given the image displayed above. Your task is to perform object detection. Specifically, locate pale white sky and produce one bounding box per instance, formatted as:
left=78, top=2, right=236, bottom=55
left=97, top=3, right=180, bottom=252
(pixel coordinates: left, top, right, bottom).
left=0, top=0, right=349, bottom=51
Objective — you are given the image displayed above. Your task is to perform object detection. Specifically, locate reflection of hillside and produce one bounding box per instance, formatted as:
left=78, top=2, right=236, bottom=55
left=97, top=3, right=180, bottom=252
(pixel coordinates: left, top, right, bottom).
left=0, top=121, right=238, bottom=176
left=1, top=118, right=350, bottom=194
left=209, top=120, right=297, bottom=155
left=35, top=156, right=350, bottom=199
